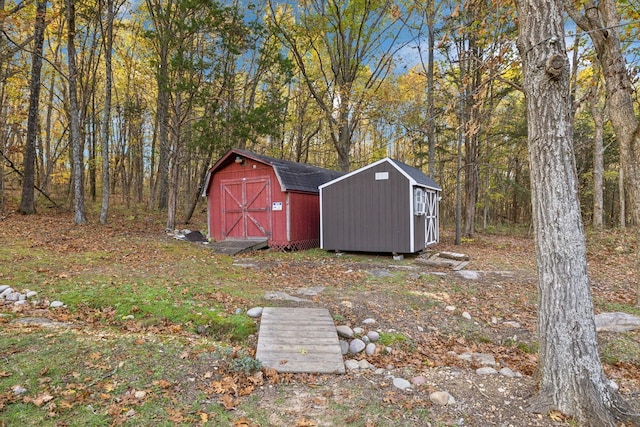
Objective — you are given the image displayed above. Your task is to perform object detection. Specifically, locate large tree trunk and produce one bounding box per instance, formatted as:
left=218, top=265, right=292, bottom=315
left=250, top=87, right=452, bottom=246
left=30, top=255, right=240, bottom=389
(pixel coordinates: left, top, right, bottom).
left=66, top=0, right=86, bottom=225
left=565, top=0, right=640, bottom=306
left=19, top=0, right=46, bottom=215
left=515, top=0, right=637, bottom=424
left=100, top=0, right=114, bottom=224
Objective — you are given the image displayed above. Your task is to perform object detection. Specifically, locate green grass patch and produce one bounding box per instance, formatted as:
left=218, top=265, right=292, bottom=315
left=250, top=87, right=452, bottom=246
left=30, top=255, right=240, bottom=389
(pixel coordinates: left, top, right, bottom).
left=599, top=332, right=640, bottom=365
left=0, top=327, right=235, bottom=426
left=378, top=331, right=407, bottom=347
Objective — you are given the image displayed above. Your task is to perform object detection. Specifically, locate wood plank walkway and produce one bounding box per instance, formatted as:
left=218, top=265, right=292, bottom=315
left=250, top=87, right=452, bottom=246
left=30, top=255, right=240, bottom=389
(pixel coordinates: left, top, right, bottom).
left=255, top=307, right=345, bottom=374
left=207, top=239, right=268, bottom=255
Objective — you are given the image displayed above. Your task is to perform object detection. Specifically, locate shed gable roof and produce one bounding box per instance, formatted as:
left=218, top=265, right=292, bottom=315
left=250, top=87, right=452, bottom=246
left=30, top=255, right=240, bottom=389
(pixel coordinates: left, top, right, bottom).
left=319, top=158, right=441, bottom=191
left=204, top=149, right=343, bottom=195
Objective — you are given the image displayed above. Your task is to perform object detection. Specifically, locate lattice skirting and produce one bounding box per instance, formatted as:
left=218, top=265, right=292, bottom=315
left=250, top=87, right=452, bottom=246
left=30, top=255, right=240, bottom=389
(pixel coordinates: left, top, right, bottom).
left=269, top=238, right=320, bottom=252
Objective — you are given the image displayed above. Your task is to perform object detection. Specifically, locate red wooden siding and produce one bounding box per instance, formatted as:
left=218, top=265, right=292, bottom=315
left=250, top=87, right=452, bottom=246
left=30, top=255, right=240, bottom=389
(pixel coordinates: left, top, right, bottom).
left=206, top=154, right=323, bottom=250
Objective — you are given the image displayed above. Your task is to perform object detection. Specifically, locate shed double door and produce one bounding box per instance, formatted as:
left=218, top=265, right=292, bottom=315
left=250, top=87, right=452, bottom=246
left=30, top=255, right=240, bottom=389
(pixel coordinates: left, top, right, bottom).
left=425, top=190, right=439, bottom=245
left=221, top=177, right=272, bottom=240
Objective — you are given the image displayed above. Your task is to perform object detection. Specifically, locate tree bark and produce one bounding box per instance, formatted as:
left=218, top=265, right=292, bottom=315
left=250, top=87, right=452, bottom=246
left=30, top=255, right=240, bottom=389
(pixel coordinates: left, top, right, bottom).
left=100, top=0, right=114, bottom=224
left=19, top=0, right=46, bottom=215
left=516, top=0, right=638, bottom=424
left=590, top=85, right=605, bottom=229
left=619, top=167, right=625, bottom=229
left=66, top=0, right=87, bottom=224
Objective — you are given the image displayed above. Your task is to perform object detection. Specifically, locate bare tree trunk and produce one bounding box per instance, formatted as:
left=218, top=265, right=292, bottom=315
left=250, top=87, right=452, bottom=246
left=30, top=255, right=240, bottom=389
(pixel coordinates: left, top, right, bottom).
left=19, top=0, right=46, bottom=215
left=66, top=0, right=86, bottom=224
left=100, top=0, right=113, bottom=224
left=516, top=0, right=637, bottom=423
left=426, top=4, right=436, bottom=177
left=619, top=167, right=625, bottom=229
left=590, top=85, right=605, bottom=229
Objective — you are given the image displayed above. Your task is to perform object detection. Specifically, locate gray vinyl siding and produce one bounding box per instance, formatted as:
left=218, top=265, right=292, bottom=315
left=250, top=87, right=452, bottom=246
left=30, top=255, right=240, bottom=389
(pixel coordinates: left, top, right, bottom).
left=321, top=163, right=411, bottom=253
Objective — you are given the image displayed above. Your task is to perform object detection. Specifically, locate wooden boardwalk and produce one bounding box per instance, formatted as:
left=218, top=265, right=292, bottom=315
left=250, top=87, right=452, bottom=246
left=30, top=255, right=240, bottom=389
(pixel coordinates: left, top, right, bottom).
left=255, top=307, right=345, bottom=374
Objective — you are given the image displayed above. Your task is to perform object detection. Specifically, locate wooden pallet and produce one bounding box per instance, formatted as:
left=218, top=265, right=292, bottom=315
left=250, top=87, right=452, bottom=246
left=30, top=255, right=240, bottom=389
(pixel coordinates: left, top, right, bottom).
left=255, top=307, right=345, bottom=374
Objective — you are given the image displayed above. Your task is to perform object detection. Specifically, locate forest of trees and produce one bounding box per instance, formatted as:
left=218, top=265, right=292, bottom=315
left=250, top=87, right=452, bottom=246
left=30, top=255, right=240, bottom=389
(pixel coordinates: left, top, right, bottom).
left=3, top=1, right=640, bottom=423
left=0, top=0, right=638, bottom=231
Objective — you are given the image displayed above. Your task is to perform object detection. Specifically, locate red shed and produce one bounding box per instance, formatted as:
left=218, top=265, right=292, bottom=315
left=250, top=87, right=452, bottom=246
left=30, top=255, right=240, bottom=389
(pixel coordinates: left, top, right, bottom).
left=202, top=149, right=343, bottom=251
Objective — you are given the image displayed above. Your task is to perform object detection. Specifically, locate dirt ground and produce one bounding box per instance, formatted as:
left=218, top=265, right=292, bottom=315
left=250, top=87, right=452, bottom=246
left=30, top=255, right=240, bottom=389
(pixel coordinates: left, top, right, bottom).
left=227, top=231, right=639, bottom=426
left=1, top=209, right=639, bottom=426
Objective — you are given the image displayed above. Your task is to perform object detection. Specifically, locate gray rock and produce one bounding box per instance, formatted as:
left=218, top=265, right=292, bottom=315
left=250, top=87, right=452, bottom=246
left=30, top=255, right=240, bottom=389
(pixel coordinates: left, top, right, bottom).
left=458, top=352, right=496, bottom=366
left=456, top=270, right=480, bottom=280
left=393, top=377, right=411, bottom=391
left=609, top=380, right=619, bottom=392
left=344, top=360, right=360, bottom=371
left=247, top=307, right=263, bottom=318
left=499, top=367, right=516, bottom=378
left=349, top=339, right=366, bottom=354
left=417, top=325, right=424, bottom=332
left=385, top=347, right=393, bottom=354
left=462, top=311, right=472, bottom=320
left=0, top=285, right=10, bottom=293
left=50, top=301, right=65, bottom=308
left=5, top=292, right=19, bottom=302
left=445, top=305, right=456, bottom=311
left=353, top=327, right=364, bottom=335
left=368, top=269, right=392, bottom=278
left=234, top=308, right=243, bottom=314
left=476, top=367, right=498, bottom=375
left=430, top=391, right=454, bottom=405
left=411, top=375, right=427, bottom=386
left=295, top=287, right=325, bottom=296
left=14, top=300, right=27, bottom=306
left=12, top=385, right=27, bottom=395
left=336, top=325, right=354, bottom=339
left=0, top=287, right=13, bottom=297
left=595, top=312, right=640, bottom=332
left=365, top=343, right=376, bottom=355
left=232, top=262, right=257, bottom=268
left=367, top=331, right=380, bottom=342
left=503, top=321, right=521, bottom=328
left=361, top=335, right=370, bottom=344
left=340, top=341, right=349, bottom=355
left=362, top=318, right=376, bottom=325
left=263, top=291, right=309, bottom=302
left=358, top=359, right=373, bottom=369
left=10, top=317, right=76, bottom=328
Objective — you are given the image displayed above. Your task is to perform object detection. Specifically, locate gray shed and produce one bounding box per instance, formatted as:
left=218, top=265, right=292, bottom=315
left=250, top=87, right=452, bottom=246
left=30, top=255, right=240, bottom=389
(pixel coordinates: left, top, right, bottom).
left=319, top=158, right=441, bottom=254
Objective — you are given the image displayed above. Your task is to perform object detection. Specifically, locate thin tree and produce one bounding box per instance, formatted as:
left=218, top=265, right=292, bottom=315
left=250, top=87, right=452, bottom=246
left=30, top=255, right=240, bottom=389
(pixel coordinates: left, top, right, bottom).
left=99, top=0, right=114, bottom=224
left=66, top=0, right=87, bottom=224
left=515, top=0, right=638, bottom=423
left=19, top=0, right=47, bottom=215
left=589, top=80, right=605, bottom=229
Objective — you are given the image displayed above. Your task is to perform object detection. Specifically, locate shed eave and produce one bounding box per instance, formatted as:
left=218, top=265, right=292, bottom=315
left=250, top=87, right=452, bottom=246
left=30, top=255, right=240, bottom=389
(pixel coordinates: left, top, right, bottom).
left=319, top=158, right=393, bottom=190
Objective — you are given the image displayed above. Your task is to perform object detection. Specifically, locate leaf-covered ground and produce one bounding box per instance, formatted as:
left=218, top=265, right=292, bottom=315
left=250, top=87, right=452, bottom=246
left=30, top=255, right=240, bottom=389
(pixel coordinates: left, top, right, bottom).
left=1, top=207, right=639, bottom=426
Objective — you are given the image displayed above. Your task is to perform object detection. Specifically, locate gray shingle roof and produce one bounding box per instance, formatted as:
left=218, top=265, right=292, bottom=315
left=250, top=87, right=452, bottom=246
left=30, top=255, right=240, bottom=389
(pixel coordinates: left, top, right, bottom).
left=391, top=159, right=442, bottom=190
